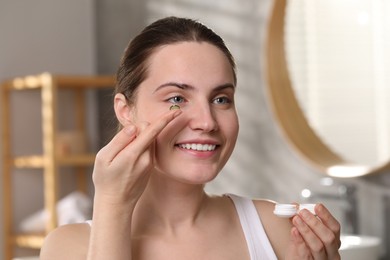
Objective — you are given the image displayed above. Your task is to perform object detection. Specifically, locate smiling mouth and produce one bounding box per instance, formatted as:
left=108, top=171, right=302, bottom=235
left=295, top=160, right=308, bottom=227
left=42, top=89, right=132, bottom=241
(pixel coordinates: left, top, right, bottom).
left=177, top=143, right=218, bottom=151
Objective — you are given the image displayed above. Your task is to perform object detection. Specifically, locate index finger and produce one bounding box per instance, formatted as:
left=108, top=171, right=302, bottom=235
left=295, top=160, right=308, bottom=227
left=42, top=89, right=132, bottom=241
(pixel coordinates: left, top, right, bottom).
left=131, top=109, right=182, bottom=153
left=96, top=124, right=137, bottom=163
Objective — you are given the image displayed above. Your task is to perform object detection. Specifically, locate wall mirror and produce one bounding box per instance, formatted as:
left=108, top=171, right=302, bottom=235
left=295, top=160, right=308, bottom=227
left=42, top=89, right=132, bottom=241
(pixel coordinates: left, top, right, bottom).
left=265, top=0, right=390, bottom=177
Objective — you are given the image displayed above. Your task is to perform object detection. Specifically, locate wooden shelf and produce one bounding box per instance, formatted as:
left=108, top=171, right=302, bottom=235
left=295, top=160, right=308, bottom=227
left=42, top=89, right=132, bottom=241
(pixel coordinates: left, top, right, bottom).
left=12, top=234, right=45, bottom=249
left=13, top=154, right=96, bottom=168
left=2, top=73, right=115, bottom=90
left=1, top=73, right=115, bottom=260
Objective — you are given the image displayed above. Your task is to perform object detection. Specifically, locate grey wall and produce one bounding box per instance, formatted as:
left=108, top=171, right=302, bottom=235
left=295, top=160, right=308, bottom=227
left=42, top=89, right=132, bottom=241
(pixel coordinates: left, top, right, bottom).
left=0, top=0, right=96, bottom=258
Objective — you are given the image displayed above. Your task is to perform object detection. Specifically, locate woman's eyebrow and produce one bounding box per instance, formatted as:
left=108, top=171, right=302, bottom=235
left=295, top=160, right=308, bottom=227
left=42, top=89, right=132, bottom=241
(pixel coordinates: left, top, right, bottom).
left=154, top=82, right=235, bottom=93
left=154, top=82, right=194, bottom=93
left=213, top=83, right=236, bottom=93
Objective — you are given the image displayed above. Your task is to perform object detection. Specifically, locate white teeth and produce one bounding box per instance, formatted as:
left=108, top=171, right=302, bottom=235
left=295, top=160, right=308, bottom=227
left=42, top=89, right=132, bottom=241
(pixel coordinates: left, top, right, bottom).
left=178, top=143, right=217, bottom=151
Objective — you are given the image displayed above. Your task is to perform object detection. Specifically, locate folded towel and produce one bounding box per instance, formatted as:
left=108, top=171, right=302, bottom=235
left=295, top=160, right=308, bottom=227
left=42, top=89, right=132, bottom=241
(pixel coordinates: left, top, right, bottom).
left=19, top=191, right=92, bottom=232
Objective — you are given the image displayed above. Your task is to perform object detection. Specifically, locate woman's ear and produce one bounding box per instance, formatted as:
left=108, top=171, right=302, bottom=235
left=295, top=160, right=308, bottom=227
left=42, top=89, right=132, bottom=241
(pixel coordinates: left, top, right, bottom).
left=114, top=93, right=134, bottom=126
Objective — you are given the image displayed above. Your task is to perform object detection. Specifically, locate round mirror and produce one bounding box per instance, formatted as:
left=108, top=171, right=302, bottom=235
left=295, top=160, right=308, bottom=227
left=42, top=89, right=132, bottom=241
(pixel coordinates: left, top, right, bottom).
left=265, top=0, right=390, bottom=177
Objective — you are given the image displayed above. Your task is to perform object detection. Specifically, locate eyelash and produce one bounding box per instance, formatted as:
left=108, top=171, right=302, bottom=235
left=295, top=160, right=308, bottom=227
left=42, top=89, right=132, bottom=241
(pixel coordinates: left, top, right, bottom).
left=167, top=95, right=185, bottom=104
left=213, top=96, right=231, bottom=105
left=166, top=95, right=232, bottom=105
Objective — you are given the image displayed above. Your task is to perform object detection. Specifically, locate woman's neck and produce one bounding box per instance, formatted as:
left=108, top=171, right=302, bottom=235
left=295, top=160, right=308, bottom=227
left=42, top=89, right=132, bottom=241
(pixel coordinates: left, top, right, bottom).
left=132, top=172, right=211, bottom=235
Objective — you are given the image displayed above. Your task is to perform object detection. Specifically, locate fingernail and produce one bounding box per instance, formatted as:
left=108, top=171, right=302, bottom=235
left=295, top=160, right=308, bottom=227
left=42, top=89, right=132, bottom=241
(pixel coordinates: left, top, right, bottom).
left=300, top=209, right=311, bottom=219
left=315, top=203, right=322, bottom=213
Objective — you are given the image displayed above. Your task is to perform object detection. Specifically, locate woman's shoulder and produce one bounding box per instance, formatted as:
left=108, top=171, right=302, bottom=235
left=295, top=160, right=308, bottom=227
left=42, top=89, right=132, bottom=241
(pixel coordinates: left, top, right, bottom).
left=225, top=194, right=277, bottom=215
left=40, top=222, right=90, bottom=260
left=251, top=198, right=291, bottom=228
left=252, top=198, right=276, bottom=210
left=252, top=198, right=292, bottom=259
left=233, top=196, right=291, bottom=232
left=224, top=194, right=292, bottom=236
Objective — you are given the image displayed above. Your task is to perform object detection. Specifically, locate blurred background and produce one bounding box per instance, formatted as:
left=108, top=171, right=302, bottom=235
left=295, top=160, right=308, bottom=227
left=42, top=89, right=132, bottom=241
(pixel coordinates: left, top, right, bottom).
left=0, top=0, right=389, bottom=259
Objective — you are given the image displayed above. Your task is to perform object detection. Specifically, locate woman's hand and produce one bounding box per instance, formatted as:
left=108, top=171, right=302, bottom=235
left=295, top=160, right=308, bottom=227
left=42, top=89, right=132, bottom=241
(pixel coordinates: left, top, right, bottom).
left=92, top=109, right=182, bottom=207
left=86, top=109, right=182, bottom=260
left=286, top=204, right=341, bottom=259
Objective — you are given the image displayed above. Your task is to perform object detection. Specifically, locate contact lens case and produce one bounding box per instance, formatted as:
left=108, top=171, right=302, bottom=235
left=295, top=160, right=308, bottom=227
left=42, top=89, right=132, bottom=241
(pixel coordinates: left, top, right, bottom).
left=273, top=204, right=298, bottom=218
left=299, top=204, right=316, bottom=215
left=273, top=203, right=316, bottom=218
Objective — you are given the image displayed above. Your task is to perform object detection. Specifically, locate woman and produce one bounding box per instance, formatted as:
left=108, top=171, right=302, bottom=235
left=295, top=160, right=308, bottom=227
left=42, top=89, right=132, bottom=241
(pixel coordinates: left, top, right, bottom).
left=40, top=17, right=341, bottom=260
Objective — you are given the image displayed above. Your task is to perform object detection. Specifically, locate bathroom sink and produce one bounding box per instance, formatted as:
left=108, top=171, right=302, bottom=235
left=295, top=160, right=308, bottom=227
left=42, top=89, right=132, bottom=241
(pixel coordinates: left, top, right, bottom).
left=339, top=234, right=381, bottom=260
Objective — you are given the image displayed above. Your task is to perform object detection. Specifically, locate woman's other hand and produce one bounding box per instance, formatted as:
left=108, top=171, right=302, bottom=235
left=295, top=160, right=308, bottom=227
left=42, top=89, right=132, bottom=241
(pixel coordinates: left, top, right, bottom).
left=286, top=203, right=341, bottom=259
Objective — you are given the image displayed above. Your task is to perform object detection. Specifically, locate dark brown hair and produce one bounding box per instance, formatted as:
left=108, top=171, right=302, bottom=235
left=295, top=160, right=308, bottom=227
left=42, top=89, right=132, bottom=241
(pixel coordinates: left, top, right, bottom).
left=116, top=16, right=236, bottom=104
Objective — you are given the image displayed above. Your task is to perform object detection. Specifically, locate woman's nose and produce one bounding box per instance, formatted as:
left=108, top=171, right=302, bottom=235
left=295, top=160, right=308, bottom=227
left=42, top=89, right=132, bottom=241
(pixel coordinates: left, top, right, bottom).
left=188, top=104, right=218, bottom=132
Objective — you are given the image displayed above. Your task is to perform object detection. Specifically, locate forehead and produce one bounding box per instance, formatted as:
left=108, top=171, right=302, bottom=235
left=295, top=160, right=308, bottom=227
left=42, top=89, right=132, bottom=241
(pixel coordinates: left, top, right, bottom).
left=144, top=41, right=235, bottom=87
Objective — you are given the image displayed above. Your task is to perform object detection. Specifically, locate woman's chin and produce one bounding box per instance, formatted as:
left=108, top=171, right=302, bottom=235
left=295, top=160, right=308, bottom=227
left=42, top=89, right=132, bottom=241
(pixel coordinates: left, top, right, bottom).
left=154, top=166, right=220, bottom=185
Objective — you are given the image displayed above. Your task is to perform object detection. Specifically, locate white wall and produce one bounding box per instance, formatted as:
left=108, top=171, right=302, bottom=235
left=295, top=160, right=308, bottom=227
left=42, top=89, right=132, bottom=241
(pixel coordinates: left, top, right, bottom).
left=0, top=0, right=96, bottom=258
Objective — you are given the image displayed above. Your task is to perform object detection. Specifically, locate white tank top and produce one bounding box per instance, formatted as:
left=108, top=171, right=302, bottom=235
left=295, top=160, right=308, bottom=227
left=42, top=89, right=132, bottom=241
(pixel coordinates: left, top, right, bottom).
left=227, top=194, right=277, bottom=260
left=86, top=194, right=277, bottom=260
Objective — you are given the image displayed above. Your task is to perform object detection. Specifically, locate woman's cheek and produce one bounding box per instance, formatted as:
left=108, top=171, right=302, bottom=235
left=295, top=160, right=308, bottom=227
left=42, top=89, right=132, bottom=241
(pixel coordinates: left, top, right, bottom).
left=156, top=113, right=187, bottom=141
left=133, top=105, right=165, bottom=125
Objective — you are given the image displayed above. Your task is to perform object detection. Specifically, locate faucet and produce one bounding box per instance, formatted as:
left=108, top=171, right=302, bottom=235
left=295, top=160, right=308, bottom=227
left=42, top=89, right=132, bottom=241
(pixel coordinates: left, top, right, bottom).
left=301, top=178, right=359, bottom=234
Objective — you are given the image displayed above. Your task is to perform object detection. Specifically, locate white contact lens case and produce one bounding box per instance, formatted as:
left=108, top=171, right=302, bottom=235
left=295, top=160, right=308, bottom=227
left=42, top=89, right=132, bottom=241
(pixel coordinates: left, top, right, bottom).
left=273, top=203, right=316, bottom=218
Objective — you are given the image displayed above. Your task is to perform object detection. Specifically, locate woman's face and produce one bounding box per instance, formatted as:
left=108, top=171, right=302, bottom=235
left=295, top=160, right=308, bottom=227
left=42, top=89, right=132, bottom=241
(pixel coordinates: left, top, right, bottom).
left=130, top=41, right=238, bottom=184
